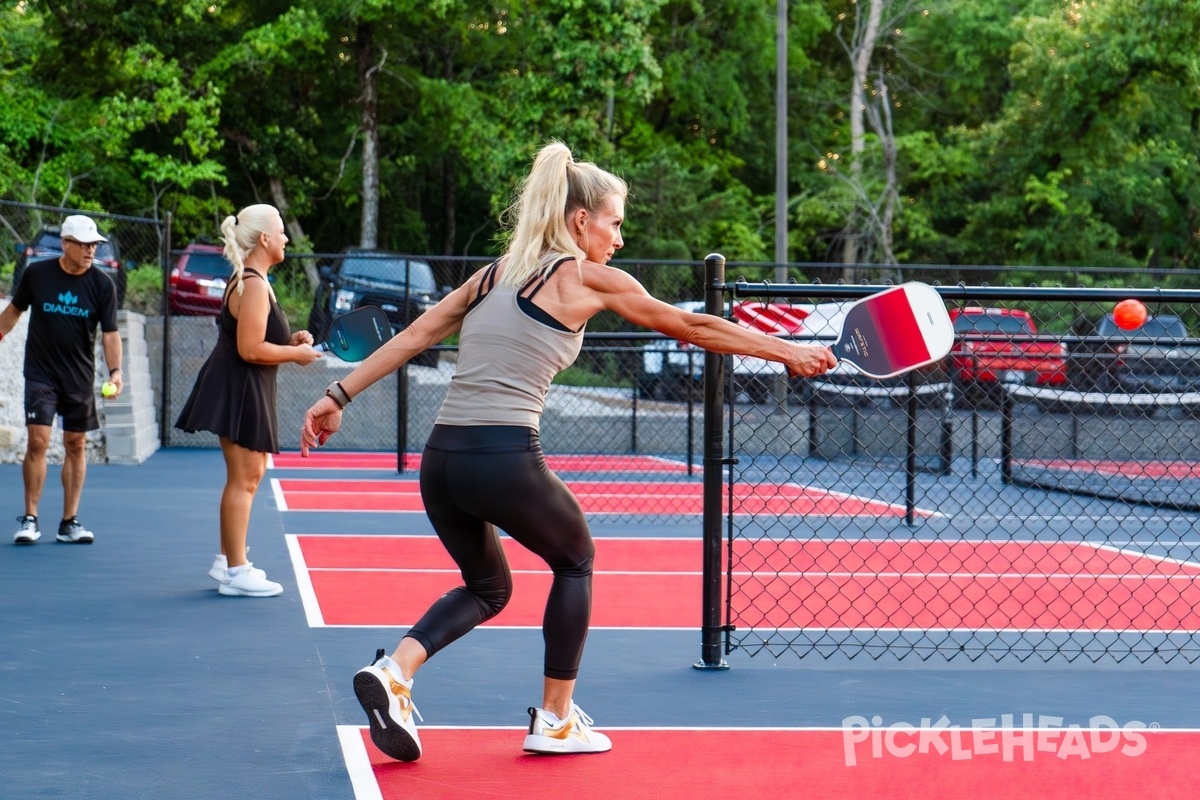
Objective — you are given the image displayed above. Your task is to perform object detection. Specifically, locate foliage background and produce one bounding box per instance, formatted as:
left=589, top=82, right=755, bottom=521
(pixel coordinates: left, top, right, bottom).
left=2, top=0, right=1198, bottom=292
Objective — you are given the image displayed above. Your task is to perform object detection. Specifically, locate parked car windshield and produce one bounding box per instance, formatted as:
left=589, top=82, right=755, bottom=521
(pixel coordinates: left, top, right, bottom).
left=1096, top=316, right=1187, bottom=339
left=342, top=255, right=436, bottom=294
left=953, top=314, right=1031, bottom=335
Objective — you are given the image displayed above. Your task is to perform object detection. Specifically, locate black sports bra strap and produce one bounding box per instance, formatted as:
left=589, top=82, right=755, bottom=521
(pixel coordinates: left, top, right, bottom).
left=470, top=261, right=499, bottom=304
left=521, top=256, right=575, bottom=300
left=474, top=261, right=500, bottom=303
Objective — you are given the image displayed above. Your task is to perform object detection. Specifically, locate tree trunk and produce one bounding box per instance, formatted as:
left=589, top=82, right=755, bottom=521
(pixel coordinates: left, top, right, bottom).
left=842, top=0, right=884, bottom=281
left=357, top=23, right=380, bottom=250
left=269, top=176, right=318, bottom=288
left=443, top=158, right=457, bottom=255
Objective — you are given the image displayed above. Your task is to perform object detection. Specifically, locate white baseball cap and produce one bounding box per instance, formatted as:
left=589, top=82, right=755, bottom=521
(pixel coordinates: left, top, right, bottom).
left=60, top=215, right=108, bottom=244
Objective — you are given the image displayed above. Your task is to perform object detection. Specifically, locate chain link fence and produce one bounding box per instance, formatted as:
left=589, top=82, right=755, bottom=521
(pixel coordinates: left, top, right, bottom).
left=0, top=198, right=170, bottom=303
left=7, top=198, right=1198, bottom=663
left=709, top=277, right=1200, bottom=666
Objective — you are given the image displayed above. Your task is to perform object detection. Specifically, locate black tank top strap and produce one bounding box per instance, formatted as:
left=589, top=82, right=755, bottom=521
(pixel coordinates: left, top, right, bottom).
left=520, top=256, right=575, bottom=300
left=225, top=271, right=265, bottom=304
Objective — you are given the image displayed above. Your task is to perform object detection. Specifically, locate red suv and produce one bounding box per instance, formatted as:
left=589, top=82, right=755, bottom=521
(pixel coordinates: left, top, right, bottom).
left=949, top=307, right=1066, bottom=403
left=169, top=243, right=232, bottom=316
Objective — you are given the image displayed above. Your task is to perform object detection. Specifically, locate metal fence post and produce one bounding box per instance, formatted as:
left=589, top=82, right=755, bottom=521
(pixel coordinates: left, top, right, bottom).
left=396, top=366, right=409, bottom=474
left=696, top=253, right=730, bottom=670
left=159, top=212, right=173, bottom=446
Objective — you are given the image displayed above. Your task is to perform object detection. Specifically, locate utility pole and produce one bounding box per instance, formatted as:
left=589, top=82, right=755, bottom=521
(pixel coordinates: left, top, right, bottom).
left=775, top=0, right=788, bottom=284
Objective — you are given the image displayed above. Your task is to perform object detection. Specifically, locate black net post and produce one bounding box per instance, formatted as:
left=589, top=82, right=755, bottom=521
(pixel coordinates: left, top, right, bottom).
left=696, top=253, right=731, bottom=670
left=396, top=366, right=409, bottom=474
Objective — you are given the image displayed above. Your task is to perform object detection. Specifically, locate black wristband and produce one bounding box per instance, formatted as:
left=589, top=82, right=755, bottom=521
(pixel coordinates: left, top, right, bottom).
left=325, top=381, right=351, bottom=410
left=109, top=367, right=121, bottom=377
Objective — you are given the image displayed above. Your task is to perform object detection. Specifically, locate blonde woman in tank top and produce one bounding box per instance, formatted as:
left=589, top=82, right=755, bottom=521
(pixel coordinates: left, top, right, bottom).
left=301, top=142, right=837, bottom=761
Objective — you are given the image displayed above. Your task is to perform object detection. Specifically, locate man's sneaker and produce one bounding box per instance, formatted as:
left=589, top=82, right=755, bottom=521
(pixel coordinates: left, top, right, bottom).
left=14, top=515, right=40, bottom=545
left=218, top=564, right=282, bottom=597
left=353, top=648, right=422, bottom=761
left=523, top=704, right=612, bottom=754
left=56, top=517, right=94, bottom=544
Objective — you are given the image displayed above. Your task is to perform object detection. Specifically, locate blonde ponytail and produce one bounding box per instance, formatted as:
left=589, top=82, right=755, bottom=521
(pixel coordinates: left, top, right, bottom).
left=220, top=203, right=280, bottom=296
left=500, top=141, right=627, bottom=288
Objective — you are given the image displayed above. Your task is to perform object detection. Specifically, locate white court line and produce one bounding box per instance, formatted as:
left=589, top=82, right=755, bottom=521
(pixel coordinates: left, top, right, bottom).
left=275, top=478, right=941, bottom=517
left=285, top=535, right=325, bottom=627
left=337, top=726, right=383, bottom=800
left=305, top=567, right=1200, bottom=580
left=343, top=722, right=1200, bottom=733
left=1076, top=539, right=1200, bottom=570
left=319, top=624, right=697, bottom=631
left=270, top=478, right=288, bottom=511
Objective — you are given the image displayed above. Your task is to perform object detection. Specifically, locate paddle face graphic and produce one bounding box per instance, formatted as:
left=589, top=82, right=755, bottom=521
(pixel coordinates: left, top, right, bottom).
left=317, top=306, right=394, bottom=362
left=833, top=283, right=954, bottom=379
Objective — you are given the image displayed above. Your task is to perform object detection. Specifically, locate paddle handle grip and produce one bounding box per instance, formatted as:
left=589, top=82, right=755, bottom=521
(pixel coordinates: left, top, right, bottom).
left=314, top=342, right=330, bottom=353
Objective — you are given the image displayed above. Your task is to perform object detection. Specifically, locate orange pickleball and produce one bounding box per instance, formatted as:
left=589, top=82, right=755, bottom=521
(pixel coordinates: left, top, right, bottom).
left=1113, top=298, right=1148, bottom=330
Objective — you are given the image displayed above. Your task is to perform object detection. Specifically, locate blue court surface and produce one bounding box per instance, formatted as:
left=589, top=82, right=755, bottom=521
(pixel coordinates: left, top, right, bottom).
left=4, top=448, right=1200, bottom=798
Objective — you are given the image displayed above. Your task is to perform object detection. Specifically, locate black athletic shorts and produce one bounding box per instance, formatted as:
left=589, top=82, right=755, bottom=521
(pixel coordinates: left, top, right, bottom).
left=24, top=379, right=99, bottom=432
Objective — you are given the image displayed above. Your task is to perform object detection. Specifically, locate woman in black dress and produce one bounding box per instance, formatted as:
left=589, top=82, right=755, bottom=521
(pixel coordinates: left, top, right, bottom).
left=176, top=204, right=321, bottom=597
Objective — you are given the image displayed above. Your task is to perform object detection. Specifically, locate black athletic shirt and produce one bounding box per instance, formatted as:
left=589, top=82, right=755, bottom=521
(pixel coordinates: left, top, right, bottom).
left=12, top=257, right=119, bottom=392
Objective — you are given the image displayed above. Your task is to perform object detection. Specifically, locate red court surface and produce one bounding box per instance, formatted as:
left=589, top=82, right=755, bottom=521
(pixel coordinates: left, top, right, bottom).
left=270, top=451, right=691, bottom=473
left=340, top=726, right=1200, bottom=800
left=292, top=535, right=1200, bottom=631
left=275, top=477, right=920, bottom=516
left=1018, top=458, right=1200, bottom=480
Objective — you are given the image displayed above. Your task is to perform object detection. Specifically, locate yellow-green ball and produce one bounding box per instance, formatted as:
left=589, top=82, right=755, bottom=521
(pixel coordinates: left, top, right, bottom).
left=101, top=382, right=118, bottom=398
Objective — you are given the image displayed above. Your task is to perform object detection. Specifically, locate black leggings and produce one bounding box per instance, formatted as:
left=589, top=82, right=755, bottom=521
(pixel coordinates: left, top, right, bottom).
left=404, top=425, right=594, bottom=680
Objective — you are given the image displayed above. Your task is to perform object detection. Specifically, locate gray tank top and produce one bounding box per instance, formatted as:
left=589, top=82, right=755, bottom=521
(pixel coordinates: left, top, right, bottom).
left=435, top=260, right=585, bottom=430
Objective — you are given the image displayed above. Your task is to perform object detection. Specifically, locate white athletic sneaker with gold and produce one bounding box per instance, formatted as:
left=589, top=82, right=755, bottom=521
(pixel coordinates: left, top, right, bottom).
left=354, top=649, right=423, bottom=761
left=523, top=703, right=612, bottom=754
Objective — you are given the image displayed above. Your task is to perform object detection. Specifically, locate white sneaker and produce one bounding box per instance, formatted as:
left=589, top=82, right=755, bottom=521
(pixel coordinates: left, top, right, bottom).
left=523, top=703, right=612, bottom=754
left=353, top=649, right=422, bottom=761
left=218, top=563, right=282, bottom=597
left=56, top=517, right=94, bottom=544
left=14, top=515, right=40, bottom=544
left=208, top=548, right=247, bottom=581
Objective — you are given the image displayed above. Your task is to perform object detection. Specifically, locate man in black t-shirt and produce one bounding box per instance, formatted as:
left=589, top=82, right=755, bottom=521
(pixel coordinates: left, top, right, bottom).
left=0, top=214, right=124, bottom=545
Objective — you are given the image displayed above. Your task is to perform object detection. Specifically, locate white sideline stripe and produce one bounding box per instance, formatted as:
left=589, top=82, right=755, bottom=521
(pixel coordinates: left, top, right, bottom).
left=307, top=567, right=1200, bottom=580
left=337, top=726, right=383, bottom=800
left=265, top=453, right=275, bottom=469
left=270, top=478, right=288, bottom=511
left=285, top=535, right=326, bottom=628
left=754, top=624, right=1200, bottom=635
left=1078, top=539, right=1200, bottom=570
left=288, top=532, right=1200, bottom=549
left=343, top=723, right=1200, bottom=733
left=320, top=624, right=698, bottom=631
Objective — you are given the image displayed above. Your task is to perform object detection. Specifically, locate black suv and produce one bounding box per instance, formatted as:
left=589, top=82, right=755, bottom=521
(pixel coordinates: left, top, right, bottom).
left=13, top=224, right=128, bottom=306
left=307, top=249, right=444, bottom=366
left=1068, top=314, right=1200, bottom=393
